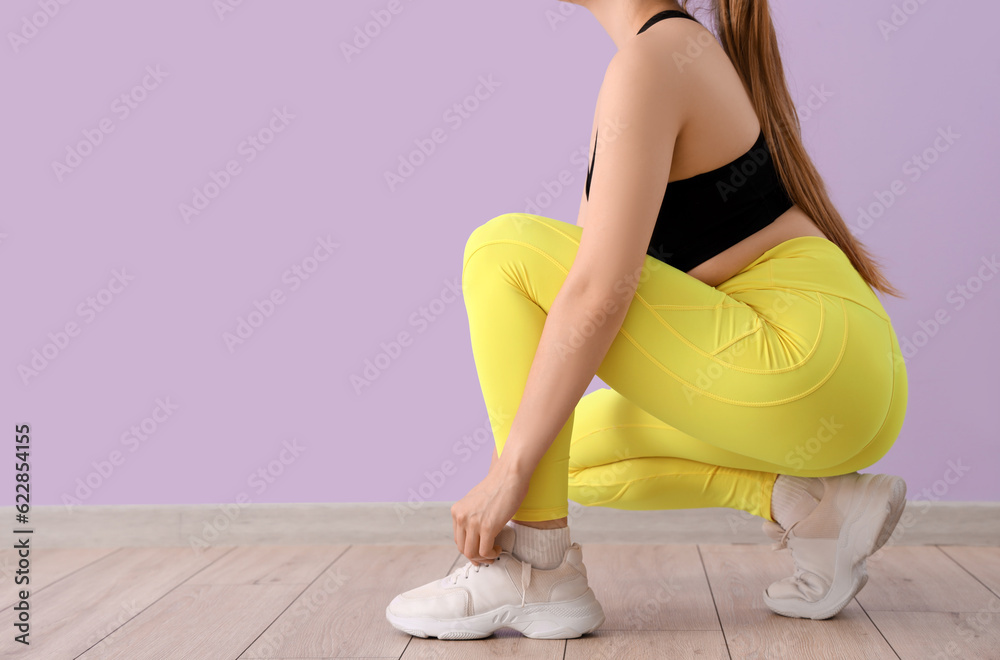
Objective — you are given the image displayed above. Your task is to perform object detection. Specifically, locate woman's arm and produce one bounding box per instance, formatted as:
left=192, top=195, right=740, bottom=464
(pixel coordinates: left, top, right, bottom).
left=489, top=446, right=499, bottom=474
left=457, top=284, right=633, bottom=562
left=454, top=40, right=684, bottom=564
left=498, top=282, right=634, bottom=480
left=495, top=44, right=684, bottom=482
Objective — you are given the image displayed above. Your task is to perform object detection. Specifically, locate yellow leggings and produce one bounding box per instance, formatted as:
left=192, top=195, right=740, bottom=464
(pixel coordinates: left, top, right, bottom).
left=461, top=213, right=908, bottom=523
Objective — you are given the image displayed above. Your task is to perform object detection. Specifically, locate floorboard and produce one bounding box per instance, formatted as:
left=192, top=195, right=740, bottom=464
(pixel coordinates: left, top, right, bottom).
left=699, top=544, right=897, bottom=659
left=857, top=546, right=1000, bottom=613
left=0, top=546, right=231, bottom=658
left=2, top=542, right=997, bottom=659
left=0, top=547, right=118, bottom=610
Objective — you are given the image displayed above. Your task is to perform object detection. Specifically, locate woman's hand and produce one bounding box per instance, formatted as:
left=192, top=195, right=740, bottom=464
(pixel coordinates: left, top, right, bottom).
left=451, top=458, right=531, bottom=566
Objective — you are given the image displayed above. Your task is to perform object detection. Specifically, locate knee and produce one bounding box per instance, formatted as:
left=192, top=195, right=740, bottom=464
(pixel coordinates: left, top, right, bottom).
left=462, top=213, right=532, bottom=274
left=465, top=213, right=529, bottom=248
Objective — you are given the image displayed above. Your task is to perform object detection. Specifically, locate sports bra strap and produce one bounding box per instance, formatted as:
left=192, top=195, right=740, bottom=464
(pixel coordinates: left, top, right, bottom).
left=637, top=10, right=700, bottom=35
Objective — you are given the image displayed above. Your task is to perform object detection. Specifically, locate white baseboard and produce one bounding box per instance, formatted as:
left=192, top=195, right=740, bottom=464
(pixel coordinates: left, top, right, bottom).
left=5, top=501, right=997, bottom=549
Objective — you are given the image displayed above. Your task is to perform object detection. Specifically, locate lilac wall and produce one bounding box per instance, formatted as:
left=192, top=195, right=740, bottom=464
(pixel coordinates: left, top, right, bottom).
left=3, top=1, right=997, bottom=510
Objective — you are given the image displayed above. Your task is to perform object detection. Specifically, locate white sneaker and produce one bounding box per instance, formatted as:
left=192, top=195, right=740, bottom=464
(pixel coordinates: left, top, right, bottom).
left=762, top=471, right=907, bottom=620
left=385, top=524, right=605, bottom=639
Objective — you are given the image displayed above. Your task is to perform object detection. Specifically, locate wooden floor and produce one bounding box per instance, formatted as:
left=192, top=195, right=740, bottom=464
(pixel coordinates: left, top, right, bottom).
left=2, top=543, right=999, bottom=659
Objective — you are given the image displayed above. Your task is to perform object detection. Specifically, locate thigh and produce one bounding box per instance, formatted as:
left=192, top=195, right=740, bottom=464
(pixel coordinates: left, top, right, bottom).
left=570, top=386, right=792, bottom=474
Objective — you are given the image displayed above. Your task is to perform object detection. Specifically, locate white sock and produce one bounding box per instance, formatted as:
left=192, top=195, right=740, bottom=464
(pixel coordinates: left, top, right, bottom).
left=507, top=521, right=571, bottom=570
left=771, top=475, right=823, bottom=530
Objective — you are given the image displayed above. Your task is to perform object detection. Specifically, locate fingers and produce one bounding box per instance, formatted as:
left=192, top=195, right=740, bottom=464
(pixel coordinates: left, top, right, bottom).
left=464, top=529, right=483, bottom=566
left=453, top=504, right=499, bottom=566
left=480, top=536, right=499, bottom=562
left=471, top=533, right=501, bottom=567
left=454, top=512, right=486, bottom=566
left=460, top=529, right=499, bottom=566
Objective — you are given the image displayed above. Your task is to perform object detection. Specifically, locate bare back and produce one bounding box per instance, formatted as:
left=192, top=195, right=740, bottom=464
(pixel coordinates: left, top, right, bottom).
left=580, top=14, right=827, bottom=288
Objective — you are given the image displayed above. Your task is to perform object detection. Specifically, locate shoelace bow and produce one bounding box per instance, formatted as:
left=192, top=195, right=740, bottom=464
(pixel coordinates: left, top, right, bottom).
left=448, top=550, right=533, bottom=607
left=770, top=519, right=801, bottom=551
left=768, top=520, right=825, bottom=590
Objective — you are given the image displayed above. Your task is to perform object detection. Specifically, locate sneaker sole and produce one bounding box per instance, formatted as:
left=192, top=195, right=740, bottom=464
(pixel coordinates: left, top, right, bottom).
left=385, top=588, right=606, bottom=640
left=763, top=473, right=907, bottom=620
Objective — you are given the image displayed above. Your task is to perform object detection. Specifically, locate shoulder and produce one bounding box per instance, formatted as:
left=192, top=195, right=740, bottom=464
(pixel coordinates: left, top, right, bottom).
left=596, top=37, right=692, bottom=133
left=602, top=21, right=708, bottom=98
left=605, top=16, right=714, bottom=84
left=603, top=40, right=664, bottom=88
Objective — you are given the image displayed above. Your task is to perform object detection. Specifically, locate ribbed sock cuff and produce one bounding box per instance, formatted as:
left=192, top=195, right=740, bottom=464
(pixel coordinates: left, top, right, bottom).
left=507, top=521, right=571, bottom=570
left=771, top=475, right=820, bottom=530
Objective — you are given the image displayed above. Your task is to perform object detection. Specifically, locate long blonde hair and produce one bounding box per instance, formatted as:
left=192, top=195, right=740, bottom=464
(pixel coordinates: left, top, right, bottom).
left=680, top=0, right=904, bottom=298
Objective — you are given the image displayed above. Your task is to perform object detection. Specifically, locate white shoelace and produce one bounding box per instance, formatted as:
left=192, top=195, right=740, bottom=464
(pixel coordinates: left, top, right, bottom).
left=767, top=520, right=830, bottom=596
left=448, top=550, right=533, bottom=607
left=770, top=519, right=801, bottom=551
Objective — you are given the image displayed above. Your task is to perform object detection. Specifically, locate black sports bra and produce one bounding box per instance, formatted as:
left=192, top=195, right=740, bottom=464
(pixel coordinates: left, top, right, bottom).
left=584, top=10, right=794, bottom=272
